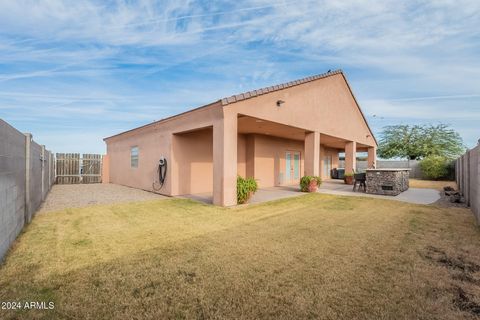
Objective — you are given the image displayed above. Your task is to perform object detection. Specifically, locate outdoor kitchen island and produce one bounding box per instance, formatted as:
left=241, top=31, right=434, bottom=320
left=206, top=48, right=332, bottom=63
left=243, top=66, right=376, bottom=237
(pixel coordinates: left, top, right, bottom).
left=366, top=168, right=410, bottom=196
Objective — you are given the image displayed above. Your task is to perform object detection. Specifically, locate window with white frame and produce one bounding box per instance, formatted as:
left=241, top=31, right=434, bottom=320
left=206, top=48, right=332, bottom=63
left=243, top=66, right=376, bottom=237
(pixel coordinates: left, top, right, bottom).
left=131, top=146, right=139, bottom=168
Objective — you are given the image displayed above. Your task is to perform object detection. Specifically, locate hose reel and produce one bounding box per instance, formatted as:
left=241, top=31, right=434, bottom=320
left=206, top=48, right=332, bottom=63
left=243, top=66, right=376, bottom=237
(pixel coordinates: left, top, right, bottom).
left=153, top=156, right=167, bottom=191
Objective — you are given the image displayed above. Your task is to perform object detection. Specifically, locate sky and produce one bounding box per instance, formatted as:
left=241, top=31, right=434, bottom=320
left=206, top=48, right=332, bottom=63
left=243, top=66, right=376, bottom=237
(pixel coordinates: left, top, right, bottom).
left=0, top=0, right=479, bottom=154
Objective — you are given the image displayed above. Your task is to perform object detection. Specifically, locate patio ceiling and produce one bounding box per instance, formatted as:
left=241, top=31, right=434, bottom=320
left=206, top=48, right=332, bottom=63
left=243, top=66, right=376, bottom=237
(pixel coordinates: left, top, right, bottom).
left=237, top=115, right=306, bottom=141
left=321, top=133, right=370, bottom=151
left=238, top=115, right=370, bottom=151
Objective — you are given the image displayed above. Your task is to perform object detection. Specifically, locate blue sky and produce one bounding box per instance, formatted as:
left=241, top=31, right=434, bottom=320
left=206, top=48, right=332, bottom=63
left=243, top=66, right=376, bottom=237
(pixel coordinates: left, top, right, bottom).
left=0, top=0, right=479, bottom=154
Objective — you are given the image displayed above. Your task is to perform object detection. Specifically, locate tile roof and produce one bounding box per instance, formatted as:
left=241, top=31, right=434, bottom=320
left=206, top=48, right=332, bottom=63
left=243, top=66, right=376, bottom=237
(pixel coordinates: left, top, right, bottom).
left=105, top=69, right=377, bottom=145
left=221, top=69, right=343, bottom=105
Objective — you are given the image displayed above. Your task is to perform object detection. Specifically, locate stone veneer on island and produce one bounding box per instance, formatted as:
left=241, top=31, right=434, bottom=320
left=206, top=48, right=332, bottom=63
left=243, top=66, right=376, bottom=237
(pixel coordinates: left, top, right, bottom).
left=366, top=168, right=410, bottom=196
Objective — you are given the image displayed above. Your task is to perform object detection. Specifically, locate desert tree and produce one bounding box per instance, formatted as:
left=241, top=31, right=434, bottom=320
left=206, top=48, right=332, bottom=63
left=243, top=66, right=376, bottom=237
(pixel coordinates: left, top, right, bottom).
left=377, top=124, right=464, bottom=160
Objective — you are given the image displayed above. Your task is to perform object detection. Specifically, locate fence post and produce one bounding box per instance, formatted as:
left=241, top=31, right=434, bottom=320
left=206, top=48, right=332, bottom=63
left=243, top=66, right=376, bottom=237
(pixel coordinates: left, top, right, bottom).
left=50, top=152, right=53, bottom=187
left=460, top=156, right=464, bottom=193
left=465, top=152, right=470, bottom=206
left=455, top=159, right=458, bottom=187
left=24, top=133, right=32, bottom=224
left=41, top=145, right=45, bottom=201
left=476, top=147, right=480, bottom=222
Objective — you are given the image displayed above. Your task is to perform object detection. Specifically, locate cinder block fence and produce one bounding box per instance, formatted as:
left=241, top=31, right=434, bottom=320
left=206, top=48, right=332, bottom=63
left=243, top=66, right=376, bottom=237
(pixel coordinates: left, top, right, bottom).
left=0, top=119, right=54, bottom=261
left=456, top=144, right=480, bottom=223
left=339, top=159, right=424, bottom=178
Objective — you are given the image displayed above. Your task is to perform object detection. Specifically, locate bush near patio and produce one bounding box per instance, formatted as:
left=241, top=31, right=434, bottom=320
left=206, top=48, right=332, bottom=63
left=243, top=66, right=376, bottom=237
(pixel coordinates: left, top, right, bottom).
left=300, top=176, right=322, bottom=192
left=343, top=172, right=354, bottom=185
left=420, top=155, right=452, bottom=180
left=237, top=176, right=258, bottom=204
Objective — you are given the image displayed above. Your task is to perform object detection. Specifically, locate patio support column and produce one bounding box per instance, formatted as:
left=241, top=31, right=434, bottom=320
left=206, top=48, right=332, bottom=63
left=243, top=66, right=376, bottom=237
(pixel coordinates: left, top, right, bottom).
left=213, top=111, right=237, bottom=206
left=367, top=146, right=377, bottom=169
left=345, top=141, right=357, bottom=174
left=304, top=131, right=320, bottom=176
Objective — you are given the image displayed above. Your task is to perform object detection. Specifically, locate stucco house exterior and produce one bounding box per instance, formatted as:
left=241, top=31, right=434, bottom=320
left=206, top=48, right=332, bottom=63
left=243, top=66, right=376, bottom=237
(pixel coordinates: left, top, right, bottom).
left=103, top=70, right=377, bottom=206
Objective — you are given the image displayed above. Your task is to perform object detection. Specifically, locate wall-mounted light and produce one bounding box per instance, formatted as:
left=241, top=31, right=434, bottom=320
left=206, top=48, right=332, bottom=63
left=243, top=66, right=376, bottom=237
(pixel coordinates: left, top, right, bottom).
left=276, top=100, right=285, bottom=107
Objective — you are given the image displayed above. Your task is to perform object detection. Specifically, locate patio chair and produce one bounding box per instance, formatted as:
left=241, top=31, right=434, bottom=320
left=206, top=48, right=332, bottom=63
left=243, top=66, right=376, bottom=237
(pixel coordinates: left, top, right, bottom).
left=353, top=172, right=366, bottom=192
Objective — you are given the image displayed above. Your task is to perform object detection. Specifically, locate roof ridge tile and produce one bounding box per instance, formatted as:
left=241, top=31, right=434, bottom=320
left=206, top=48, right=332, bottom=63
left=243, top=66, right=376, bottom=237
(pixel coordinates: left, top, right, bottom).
left=220, top=69, right=342, bottom=106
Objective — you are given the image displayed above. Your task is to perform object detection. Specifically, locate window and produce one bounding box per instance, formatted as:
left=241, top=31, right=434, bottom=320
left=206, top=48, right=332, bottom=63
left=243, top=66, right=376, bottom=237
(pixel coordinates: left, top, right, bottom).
left=131, top=146, right=139, bottom=168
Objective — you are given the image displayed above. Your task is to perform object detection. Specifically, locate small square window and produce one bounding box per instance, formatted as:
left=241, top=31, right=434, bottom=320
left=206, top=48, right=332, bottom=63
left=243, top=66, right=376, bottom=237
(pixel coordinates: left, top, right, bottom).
left=131, top=146, right=139, bottom=168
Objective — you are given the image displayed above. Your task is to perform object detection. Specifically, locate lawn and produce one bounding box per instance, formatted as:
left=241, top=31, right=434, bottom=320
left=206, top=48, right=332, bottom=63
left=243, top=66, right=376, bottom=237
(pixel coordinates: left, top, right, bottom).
left=410, top=179, right=457, bottom=191
left=1, top=194, right=479, bottom=319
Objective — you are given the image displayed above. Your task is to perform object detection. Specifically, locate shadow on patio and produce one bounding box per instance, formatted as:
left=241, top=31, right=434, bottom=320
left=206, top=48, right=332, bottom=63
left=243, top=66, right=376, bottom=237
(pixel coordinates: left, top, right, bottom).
left=179, top=185, right=304, bottom=206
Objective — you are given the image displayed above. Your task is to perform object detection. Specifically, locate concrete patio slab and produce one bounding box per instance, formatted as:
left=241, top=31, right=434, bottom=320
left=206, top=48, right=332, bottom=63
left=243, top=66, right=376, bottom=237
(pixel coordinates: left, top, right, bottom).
left=181, top=180, right=441, bottom=206
left=249, top=186, right=304, bottom=204
left=318, top=180, right=440, bottom=205
left=180, top=193, right=213, bottom=204
left=180, top=186, right=304, bottom=205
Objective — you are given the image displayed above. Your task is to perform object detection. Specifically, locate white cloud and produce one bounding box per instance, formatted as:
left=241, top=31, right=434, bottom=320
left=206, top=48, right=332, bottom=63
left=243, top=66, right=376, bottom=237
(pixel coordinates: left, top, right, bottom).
left=0, top=0, right=479, bottom=151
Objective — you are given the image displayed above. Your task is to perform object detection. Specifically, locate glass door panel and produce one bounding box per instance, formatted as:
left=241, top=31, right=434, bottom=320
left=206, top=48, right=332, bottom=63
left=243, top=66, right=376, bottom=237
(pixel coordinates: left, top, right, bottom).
left=285, top=152, right=291, bottom=182
left=293, top=153, right=300, bottom=179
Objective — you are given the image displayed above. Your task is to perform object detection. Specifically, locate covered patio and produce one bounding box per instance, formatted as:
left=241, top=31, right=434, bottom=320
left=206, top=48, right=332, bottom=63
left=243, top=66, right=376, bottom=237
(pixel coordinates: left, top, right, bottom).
left=180, top=181, right=440, bottom=206
left=174, top=114, right=376, bottom=206
left=105, top=70, right=380, bottom=206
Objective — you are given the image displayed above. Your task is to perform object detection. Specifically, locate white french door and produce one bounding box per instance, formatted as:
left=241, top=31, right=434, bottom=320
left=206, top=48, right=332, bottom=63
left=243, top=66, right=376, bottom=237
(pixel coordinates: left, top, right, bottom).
left=285, top=151, right=300, bottom=184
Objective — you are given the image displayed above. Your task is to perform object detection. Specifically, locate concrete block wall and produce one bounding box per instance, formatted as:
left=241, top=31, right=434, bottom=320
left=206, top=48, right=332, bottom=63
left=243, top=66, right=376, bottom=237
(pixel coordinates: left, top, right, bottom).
left=0, top=119, right=54, bottom=261
left=338, top=159, right=423, bottom=178
left=0, top=120, right=26, bottom=261
left=28, top=141, right=43, bottom=222
left=456, top=145, right=480, bottom=224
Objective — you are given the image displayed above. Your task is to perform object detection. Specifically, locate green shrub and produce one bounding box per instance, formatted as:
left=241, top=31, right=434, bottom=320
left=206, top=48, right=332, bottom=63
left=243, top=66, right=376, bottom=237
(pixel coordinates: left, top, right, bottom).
left=420, top=155, right=449, bottom=179
left=444, top=160, right=456, bottom=181
left=300, top=176, right=322, bottom=192
left=344, top=172, right=354, bottom=177
left=237, top=176, right=258, bottom=204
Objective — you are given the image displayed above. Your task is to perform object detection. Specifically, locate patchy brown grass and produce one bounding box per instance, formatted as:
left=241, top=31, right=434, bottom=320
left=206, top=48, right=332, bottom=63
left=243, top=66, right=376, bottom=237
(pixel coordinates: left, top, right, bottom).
left=410, top=179, right=457, bottom=191
left=1, top=194, right=479, bottom=319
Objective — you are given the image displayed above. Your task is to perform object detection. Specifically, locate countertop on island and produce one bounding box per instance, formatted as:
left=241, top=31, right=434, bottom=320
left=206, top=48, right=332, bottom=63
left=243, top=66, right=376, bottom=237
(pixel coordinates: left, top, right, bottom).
left=366, top=168, right=411, bottom=171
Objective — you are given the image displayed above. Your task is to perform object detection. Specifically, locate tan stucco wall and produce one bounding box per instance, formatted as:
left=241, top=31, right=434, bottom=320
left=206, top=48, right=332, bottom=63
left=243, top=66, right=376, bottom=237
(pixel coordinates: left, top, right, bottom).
left=227, top=73, right=376, bottom=148
left=320, top=146, right=340, bottom=180
left=106, top=127, right=169, bottom=192
left=174, top=131, right=247, bottom=195
left=173, top=128, right=213, bottom=195
left=242, top=134, right=339, bottom=187
left=237, top=134, right=247, bottom=178
left=105, top=102, right=222, bottom=196
left=101, top=154, right=110, bottom=183
left=251, top=134, right=304, bottom=188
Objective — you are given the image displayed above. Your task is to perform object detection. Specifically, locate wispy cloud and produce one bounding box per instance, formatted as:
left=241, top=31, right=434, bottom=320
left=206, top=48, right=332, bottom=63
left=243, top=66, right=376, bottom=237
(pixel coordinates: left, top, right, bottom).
left=0, top=0, right=479, bottom=152
left=372, top=94, right=480, bottom=102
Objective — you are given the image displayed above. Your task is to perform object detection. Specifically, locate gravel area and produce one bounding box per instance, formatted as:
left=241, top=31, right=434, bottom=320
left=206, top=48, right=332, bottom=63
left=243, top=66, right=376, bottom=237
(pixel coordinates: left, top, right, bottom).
left=38, top=183, right=167, bottom=213
left=433, top=191, right=469, bottom=208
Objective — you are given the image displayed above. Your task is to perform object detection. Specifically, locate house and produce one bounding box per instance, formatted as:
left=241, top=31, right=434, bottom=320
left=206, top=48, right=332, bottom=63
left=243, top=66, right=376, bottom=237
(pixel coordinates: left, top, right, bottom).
left=103, top=70, right=377, bottom=206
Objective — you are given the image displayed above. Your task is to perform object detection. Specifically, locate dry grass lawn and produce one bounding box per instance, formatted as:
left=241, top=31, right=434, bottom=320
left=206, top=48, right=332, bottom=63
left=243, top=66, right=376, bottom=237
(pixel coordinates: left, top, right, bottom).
left=1, top=194, right=479, bottom=319
left=410, top=179, right=457, bottom=191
